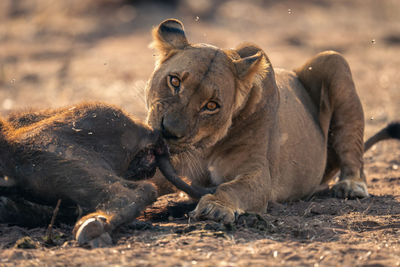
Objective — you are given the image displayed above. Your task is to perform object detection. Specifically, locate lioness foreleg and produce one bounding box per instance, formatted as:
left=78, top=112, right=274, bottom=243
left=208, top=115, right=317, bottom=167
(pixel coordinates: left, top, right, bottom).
left=190, top=169, right=269, bottom=224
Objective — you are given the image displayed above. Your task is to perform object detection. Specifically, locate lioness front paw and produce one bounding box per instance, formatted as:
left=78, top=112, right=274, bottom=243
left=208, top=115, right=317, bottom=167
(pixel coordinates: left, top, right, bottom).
left=331, top=179, right=369, bottom=199
left=74, top=215, right=112, bottom=248
left=189, top=194, right=239, bottom=224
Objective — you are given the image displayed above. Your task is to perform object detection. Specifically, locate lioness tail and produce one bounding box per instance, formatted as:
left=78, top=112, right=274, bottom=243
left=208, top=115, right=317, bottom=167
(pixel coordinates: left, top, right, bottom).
left=365, top=122, right=400, bottom=152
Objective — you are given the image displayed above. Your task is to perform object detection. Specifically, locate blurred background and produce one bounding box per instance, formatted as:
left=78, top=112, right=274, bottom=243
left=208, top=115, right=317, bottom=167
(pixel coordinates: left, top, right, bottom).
left=0, top=0, right=399, bottom=135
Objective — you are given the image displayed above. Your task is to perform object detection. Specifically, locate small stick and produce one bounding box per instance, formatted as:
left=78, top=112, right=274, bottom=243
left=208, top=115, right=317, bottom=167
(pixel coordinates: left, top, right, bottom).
left=45, top=199, right=62, bottom=244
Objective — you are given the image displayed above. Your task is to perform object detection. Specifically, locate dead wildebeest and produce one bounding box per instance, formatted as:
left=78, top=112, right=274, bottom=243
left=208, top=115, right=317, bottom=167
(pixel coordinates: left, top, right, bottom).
left=0, top=102, right=213, bottom=247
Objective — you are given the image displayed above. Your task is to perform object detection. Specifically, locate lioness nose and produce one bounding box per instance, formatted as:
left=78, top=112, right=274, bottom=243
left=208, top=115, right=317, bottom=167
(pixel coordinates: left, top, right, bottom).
left=161, top=116, right=185, bottom=140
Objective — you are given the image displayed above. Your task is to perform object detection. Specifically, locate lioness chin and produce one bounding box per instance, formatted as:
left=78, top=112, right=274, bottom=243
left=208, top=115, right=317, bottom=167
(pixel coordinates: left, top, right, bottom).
left=146, top=19, right=399, bottom=224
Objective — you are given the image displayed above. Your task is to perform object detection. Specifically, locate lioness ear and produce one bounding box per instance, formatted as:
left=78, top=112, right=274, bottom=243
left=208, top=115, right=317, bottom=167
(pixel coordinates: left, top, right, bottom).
left=231, top=49, right=269, bottom=115
left=151, top=19, right=189, bottom=55
left=233, top=51, right=266, bottom=80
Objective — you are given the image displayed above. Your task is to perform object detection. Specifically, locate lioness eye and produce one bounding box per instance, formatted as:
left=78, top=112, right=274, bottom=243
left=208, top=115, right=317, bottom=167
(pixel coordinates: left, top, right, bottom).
left=204, top=101, right=220, bottom=111
left=168, top=75, right=181, bottom=93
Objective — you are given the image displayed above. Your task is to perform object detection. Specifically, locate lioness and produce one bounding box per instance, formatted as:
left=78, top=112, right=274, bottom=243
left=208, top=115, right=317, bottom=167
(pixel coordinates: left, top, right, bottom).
left=146, top=19, right=400, bottom=224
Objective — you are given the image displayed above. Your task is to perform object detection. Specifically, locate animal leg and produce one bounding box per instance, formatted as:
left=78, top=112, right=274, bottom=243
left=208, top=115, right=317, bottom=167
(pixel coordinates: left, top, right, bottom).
left=0, top=196, right=53, bottom=227
left=295, top=51, right=367, bottom=198
left=0, top=195, right=78, bottom=227
left=73, top=180, right=157, bottom=247
left=190, top=169, right=269, bottom=224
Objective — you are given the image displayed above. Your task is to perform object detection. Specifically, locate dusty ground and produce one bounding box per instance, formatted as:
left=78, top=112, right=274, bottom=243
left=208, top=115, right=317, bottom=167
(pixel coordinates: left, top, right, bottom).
left=0, top=0, right=400, bottom=266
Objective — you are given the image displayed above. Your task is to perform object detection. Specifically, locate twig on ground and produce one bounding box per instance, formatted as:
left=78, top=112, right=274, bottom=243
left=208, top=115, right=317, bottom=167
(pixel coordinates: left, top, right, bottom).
left=45, top=199, right=62, bottom=244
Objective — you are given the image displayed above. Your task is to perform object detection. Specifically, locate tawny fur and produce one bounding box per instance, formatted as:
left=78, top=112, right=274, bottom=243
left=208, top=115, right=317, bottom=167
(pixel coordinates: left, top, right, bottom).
left=145, top=19, right=397, bottom=224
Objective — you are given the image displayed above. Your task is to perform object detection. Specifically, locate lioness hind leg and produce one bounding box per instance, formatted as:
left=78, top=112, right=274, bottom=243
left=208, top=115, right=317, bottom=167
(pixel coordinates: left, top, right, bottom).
left=295, top=51, right=368, bottom=198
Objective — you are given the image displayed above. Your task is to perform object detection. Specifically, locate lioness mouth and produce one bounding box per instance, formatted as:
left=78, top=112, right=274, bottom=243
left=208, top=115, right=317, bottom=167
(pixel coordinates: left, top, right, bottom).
left=160, top=117, right=181, bottom=140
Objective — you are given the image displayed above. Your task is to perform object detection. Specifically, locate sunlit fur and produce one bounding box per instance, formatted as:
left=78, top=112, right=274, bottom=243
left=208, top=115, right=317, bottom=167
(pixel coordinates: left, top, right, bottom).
left=146, top=19, right=393, bottom=224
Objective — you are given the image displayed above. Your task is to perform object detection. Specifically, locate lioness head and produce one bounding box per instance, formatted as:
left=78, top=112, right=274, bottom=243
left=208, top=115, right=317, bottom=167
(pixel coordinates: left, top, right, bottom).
left=146, top=19, right=269, bottom=153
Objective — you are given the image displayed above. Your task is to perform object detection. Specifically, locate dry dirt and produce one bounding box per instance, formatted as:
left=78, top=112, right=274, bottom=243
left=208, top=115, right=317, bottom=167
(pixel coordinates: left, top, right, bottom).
left=0, top=0, right=400, bottom=266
